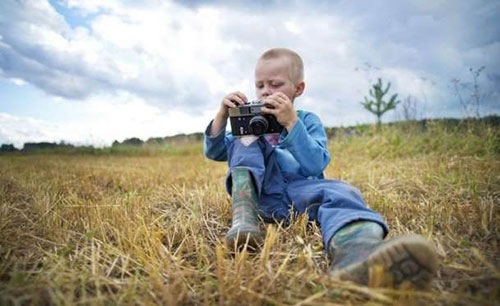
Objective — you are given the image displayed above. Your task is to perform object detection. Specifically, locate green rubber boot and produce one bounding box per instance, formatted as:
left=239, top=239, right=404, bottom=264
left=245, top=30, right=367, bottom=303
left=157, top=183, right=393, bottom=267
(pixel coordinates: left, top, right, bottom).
left=225, top=167, right=262, bottom=248
left=328, top=222, right=439, bottom=289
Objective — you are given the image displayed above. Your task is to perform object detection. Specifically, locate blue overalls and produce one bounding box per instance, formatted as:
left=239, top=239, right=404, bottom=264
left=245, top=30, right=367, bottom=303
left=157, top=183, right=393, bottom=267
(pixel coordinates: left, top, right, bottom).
left=204, top=110, right=388, bottom=247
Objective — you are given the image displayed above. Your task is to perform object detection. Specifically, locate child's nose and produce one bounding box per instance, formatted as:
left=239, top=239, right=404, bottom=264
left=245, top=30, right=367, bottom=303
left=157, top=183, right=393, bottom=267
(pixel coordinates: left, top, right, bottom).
left=261, top=86, right=272, bottom=97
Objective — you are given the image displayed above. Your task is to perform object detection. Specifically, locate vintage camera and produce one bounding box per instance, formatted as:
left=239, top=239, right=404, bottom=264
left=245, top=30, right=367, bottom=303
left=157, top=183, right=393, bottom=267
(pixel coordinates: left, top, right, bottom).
left=228, top=100, right=283, bottom=136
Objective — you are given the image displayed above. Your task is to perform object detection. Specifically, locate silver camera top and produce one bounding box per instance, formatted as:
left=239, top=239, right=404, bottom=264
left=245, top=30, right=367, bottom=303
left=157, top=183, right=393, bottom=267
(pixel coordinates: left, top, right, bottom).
left=247, top=100, right=262, bottom=105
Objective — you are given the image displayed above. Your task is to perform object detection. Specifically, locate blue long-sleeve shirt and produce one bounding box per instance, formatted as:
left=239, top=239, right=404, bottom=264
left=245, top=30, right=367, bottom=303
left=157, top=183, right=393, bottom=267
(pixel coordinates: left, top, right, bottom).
left=204, top=110, right=331, bottom=179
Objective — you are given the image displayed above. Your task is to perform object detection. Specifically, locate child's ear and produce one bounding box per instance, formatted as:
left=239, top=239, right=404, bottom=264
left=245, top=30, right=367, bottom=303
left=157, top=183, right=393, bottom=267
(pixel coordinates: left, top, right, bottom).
left=294, top=81, right=305, bottom=98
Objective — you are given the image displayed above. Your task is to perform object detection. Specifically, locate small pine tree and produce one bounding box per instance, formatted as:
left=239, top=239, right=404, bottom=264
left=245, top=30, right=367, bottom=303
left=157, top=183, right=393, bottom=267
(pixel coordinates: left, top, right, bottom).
left=361, top=78, right=400, bottom=130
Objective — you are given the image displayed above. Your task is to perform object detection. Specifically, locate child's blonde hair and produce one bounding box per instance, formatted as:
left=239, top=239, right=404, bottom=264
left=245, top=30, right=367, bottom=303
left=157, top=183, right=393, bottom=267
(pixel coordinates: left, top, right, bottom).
left=259, top=48, right=304, bottom=85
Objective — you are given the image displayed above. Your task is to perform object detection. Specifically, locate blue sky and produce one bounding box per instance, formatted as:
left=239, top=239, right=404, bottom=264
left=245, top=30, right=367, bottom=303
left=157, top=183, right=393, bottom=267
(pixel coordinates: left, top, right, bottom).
left=1, top=0, right=499, bottom=148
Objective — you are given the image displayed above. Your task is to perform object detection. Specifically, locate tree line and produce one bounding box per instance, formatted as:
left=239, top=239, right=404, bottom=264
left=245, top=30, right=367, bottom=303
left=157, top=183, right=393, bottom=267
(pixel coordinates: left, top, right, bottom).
left=2, top=117, right=499, bottom=153
left=0, top=133, right=204, bottom=152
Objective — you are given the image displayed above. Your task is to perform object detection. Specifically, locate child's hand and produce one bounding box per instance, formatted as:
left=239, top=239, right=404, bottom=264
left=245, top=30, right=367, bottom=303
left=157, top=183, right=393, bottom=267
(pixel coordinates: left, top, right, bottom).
left=219, top=91, right=248, bottom=118
left=262, top=92, right=298, bottom=132
left=211, top=91, right=247, bottom=136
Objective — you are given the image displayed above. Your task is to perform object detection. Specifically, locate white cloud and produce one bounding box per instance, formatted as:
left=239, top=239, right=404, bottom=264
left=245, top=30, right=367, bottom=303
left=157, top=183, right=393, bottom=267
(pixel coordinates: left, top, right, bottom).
left=64, top=0, right=120, bottom=15
left=9, top=78, right=26, bottom=86
left=0, top=113, right=61, bottom=148
left=284, top=20, right=302, bottom=35
left=1, top=0, right=233, bottom=104
left=0, top=92, right=214, bottom=148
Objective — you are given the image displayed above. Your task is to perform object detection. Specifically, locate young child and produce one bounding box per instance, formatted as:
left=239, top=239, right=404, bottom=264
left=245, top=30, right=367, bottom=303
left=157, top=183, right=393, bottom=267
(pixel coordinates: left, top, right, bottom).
left=204, top=48, right=438, bottom=288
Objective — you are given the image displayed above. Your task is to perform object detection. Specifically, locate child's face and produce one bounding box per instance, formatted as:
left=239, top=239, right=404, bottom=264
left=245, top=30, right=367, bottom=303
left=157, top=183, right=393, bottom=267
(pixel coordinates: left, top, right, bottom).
left=254, top=57, right=302, bottom=102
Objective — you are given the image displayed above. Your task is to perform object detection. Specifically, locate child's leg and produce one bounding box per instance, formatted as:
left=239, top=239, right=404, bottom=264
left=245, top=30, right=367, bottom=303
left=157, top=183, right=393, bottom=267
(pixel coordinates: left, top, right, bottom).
left=328, top=222, right=438, bottom=288
left=287, top=178, right=438, bottom=288
left=286, top=178, right=388, bottom=247
left=225, top=167, right=262, bottom=247
left=224, top=137, right=282, bottom=246
left=225, top=137, right=270, bottom=196
left=226, top=138, right=290, bottom=224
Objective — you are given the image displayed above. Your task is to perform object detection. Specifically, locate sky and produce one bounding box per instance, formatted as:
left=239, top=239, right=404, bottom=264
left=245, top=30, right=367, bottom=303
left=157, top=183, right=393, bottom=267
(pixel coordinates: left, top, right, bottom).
left=0, top=0, right=499, bottom=148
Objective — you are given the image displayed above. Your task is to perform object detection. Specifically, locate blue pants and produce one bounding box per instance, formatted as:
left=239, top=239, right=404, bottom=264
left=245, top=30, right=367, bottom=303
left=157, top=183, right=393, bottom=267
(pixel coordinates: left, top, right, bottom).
left=225, top=138, right=388, bottom=248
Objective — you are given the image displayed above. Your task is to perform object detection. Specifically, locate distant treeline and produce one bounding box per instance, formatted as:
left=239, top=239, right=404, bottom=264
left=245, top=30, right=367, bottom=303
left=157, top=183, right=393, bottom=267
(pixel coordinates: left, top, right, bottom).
left=1, top=116, right=499, bottom=153
left=323, top=115, right=500, bottom=138
left=1, top=132, right=203, bottom=153
left=112, top=132, right=203, bottom=147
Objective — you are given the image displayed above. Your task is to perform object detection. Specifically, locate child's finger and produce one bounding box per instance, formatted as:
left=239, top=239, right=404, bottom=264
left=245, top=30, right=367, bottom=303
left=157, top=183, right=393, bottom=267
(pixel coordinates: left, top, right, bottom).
left=261, top=106, right=276, bottom=114
left=229, top=94, right=245, bottom=106
left=234, top=91, right=247, bottom=100
left=274, top=93, right=290, bottom=104
left=274, top=96, right=287, bottom=105
left=264, top=98, right=280, bottom=108
left=223, top=98, right=237, bottom=108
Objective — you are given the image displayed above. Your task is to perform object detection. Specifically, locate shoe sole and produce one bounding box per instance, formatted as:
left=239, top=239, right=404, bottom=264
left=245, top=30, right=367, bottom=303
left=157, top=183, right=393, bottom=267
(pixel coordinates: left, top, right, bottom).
left=330, top=234, right=439, bottom=288
left=225, top=226, right=262, bottom=248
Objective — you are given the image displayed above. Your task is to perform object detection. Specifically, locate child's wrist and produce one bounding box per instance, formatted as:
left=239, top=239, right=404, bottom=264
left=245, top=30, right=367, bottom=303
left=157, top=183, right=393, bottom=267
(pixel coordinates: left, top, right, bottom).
left=217, top=107, right=229, bottom=120
left=285, top=117, right=298, bottom=132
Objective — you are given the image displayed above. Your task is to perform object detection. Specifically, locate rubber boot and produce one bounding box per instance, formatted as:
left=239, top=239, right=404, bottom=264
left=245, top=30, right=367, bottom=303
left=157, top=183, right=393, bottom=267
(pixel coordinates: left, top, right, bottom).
left=328, top=221, right=439, bottom=289
left=225, top=167, right=262, bottom=248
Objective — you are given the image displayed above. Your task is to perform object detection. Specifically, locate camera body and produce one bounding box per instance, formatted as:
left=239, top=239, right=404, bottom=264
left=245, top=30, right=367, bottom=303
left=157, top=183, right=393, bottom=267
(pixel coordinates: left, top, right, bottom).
left=228, top=100, right=283, bottom=136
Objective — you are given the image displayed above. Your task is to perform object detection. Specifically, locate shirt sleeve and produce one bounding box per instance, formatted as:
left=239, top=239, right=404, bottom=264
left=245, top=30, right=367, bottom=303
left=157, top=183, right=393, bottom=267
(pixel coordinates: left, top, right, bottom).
left=203, top=120, right=234, bottom=161
left=279, top=112, right=331, bottom=177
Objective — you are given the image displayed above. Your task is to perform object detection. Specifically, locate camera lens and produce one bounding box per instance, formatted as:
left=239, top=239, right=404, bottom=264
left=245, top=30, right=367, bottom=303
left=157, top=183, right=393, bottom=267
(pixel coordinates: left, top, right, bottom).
left=249, top=115, right=268, bottom=136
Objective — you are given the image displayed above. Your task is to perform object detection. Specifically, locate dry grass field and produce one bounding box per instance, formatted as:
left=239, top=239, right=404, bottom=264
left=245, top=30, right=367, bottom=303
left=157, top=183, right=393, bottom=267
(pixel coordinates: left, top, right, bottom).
left=1, top=122, right=499, bottom=305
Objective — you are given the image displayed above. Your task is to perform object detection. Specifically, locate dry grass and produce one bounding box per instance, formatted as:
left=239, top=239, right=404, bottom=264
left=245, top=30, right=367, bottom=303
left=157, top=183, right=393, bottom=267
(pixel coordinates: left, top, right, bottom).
left=1, top=122, right=499, bottom=305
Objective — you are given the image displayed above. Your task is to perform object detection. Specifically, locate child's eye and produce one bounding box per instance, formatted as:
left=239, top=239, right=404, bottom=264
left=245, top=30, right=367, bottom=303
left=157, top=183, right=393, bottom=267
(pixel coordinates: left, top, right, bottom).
left=271, top=82, right=283, bottom=87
